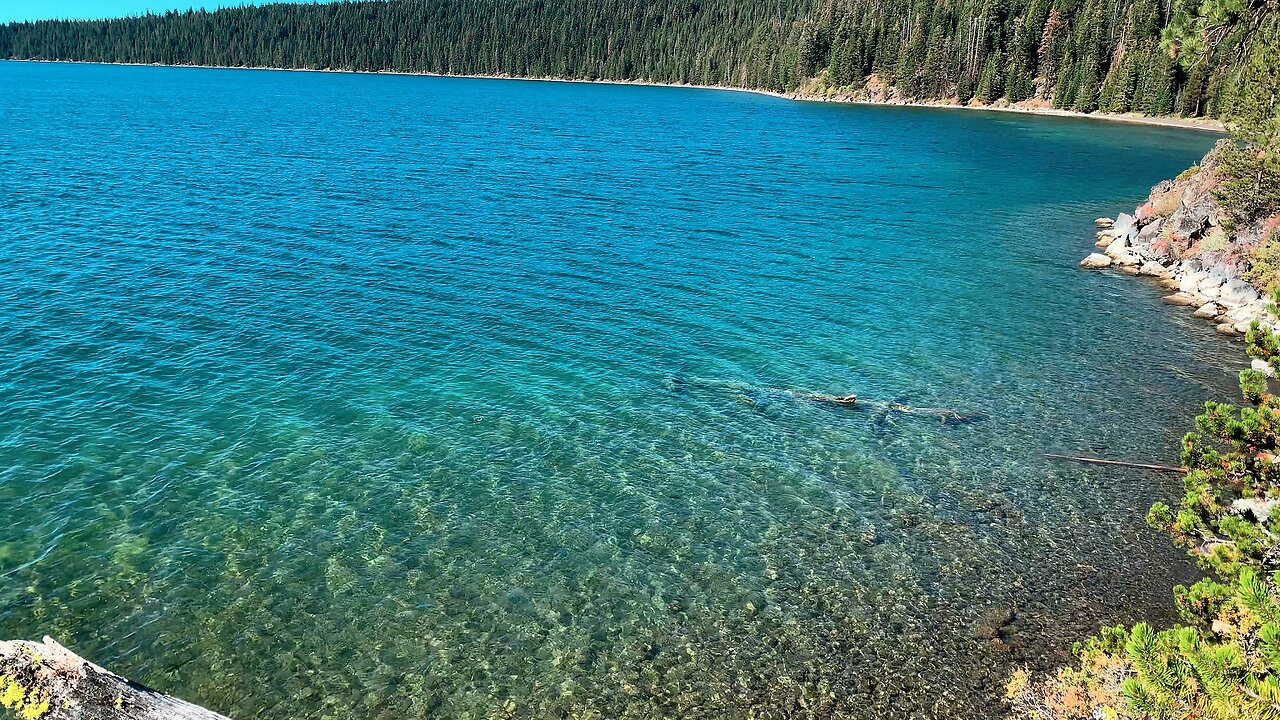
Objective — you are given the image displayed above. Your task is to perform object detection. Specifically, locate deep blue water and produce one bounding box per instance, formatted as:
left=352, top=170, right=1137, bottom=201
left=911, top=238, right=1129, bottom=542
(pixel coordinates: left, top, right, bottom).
left=0, top=61, right=1236, bottom=718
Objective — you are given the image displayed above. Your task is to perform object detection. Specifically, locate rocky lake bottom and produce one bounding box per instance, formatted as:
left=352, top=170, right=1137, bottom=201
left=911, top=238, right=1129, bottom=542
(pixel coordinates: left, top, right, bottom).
left=0, top=61, right=1245, bottom=718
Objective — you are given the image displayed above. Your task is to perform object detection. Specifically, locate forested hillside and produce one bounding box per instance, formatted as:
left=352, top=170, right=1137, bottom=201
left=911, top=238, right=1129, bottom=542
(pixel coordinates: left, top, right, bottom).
left=797, top=0, right=1230, bottom=115
left=0, top=0, right=811, bottom=89
left=0, top=0, right=1256, bottom=116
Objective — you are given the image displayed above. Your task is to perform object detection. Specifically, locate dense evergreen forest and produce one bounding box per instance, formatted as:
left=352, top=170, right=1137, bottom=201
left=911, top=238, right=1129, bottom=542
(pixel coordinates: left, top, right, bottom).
left=0, top=0, right=1253, bottom=116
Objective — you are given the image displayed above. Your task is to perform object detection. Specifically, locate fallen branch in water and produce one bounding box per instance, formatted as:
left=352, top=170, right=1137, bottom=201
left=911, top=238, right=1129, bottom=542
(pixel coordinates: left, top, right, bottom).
left=0, top=636, right=230, bottom=720
left=1044, top=453, right=1187, bottom=473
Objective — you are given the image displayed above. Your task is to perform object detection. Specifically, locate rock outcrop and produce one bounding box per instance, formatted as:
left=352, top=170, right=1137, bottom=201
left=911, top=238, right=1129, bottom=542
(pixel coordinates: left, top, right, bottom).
left=0, top=637, right=230, bottom=720
left=1082, top=140, right=1280, bottom=336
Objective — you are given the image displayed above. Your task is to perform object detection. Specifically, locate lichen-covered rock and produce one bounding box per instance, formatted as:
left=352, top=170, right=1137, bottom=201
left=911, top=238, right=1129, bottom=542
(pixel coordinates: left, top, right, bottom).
left=0, top=637, right=229, bottom=720
left=1137, top=217, right=1163, bottom=243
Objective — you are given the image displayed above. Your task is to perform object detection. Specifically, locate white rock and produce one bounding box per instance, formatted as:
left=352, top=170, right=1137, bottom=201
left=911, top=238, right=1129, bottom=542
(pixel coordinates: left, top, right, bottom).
left=1104, top=237, right=1129, bottom=258
left=1079, top=253, right=1113, bottom=269
left=1095, top=217, right=1114, bottom=228
left=1224, top=305, right=1259, bottom=323
left=1139, top=261, right=1167, bottom=276
left=1235, top=320, right=1255, bottom=334
left=1253, top=358, right=1277, bottom=377
left=1220, top=279, right=1261, bottom=306
left=1233, top=496, right=1280, bottom=521
left=1197, top=276, right=1225, bottom=294
left=1163, top=292, right=1205, bottom=306
left=1114, top=212, right=1137, bottom=238
left=1180, top=273, right=1207, bottom=294
left=1193, top=303, right=1222, bottom=319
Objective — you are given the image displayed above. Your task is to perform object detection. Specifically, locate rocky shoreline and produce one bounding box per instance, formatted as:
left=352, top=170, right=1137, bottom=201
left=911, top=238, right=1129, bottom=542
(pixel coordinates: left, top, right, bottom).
left=1080, top=140, right=1280, bottom=373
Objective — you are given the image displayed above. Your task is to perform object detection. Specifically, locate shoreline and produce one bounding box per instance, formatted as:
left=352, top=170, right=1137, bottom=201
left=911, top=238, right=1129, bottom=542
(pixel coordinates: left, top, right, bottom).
left=5, top=58, right=1226, bottom=133
left=1082, top=141, right=1279, bottom=348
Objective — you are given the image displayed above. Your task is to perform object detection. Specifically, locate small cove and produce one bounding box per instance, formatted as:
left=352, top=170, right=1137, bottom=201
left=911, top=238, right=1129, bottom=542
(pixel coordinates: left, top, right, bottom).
left=0, top=61, right=1240, bottom=718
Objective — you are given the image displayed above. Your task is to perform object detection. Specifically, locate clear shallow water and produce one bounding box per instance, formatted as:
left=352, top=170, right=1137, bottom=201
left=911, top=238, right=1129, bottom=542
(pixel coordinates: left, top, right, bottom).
left=0, top=62, right=1240, bottom=718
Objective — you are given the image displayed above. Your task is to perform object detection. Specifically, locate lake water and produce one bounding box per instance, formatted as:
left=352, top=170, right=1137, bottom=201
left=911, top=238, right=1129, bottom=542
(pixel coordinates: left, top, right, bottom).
left=0, top=62, right=1238, bottom=718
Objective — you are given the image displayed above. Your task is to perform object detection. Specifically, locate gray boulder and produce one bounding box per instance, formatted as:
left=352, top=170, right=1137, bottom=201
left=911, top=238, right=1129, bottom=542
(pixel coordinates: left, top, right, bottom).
left=1219, top=279, right=1261, bottom=306
left=1163, top=292, right=1204, bottom=306
left=1180, top=272, right=1207, bottom=294
left=1113, top=212, right=1137, bottom=239
left=1193, top=302, right=1223, bottom=319
left=1104, top=237, right=1129, bottom=258
left=1253, top=358, right=1277, bottom=378
left=1137, top=217, right=1163, bottom=243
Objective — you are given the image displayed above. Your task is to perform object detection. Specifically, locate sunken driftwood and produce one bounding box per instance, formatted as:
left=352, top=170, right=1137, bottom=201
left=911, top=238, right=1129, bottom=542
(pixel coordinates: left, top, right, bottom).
left=666, top=375, right=988, bottom=424
left=1044, top=453, right=1187, bottom=473
left=0, top=637, right=230, bottom=720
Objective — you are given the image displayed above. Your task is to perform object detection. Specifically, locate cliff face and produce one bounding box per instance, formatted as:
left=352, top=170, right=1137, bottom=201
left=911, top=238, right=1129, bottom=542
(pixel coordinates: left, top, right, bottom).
left=1083, top=140, right=1280, bottom=337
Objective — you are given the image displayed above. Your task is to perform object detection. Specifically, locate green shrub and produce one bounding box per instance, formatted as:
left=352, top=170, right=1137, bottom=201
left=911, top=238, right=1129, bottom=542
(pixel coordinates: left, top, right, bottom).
left=1244, top=231, right=1280, bottom=296
left=1214, top=144, right=1280, bottom=229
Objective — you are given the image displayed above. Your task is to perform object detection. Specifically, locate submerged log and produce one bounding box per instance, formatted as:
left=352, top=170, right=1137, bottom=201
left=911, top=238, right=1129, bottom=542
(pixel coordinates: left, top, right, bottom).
left=666, top=375, right=986, bottom=423
left=1044, top=453, right=1186, bottom=473
left=0, top=637, right=230, bottom=720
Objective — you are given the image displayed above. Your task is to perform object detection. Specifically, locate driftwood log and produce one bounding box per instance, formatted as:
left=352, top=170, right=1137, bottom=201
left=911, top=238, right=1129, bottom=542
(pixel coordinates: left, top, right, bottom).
left=0, top=637, right=229, bottom=720
left=666, top=375, right=987, bottom=424
left=1043, top=453, right=1187, bottom=473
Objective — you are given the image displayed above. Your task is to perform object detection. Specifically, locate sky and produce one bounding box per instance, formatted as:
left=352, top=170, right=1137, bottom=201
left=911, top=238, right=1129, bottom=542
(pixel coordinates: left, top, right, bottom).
left=0, top=1, right=290, bottom=23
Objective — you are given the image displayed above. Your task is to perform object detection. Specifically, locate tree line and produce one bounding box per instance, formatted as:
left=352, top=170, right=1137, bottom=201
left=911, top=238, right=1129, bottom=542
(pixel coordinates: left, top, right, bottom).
left=0, top=0, right=1261, bottom=115
left=0, top=0, right=811, bottom=91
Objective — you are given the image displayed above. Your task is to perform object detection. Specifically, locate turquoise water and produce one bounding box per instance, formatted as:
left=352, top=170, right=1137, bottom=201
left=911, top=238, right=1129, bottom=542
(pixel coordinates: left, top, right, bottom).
left=0, top=62, right=1237, bottom=718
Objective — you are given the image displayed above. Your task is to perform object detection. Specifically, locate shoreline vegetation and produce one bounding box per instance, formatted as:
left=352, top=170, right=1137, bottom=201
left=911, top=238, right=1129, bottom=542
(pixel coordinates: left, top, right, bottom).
left=0, top=0, right=1248, bottom=132
left=1012, top=0, right=1280, bottom=713
left=2, top=59, right=1226, bottom=133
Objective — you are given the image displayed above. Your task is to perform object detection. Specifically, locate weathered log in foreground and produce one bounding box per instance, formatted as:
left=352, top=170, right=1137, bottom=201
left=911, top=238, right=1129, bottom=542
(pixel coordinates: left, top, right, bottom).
left=0, top=637, right=229, bottom=720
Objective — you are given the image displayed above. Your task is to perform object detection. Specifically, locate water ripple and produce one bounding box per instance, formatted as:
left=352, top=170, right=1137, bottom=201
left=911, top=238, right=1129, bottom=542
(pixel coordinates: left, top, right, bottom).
left=0, top=62, right=1234, bottom=719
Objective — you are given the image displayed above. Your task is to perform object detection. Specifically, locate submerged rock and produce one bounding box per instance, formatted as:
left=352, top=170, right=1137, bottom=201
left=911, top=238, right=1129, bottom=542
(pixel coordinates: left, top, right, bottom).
left=973, top=606, right=1016, bottom=640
